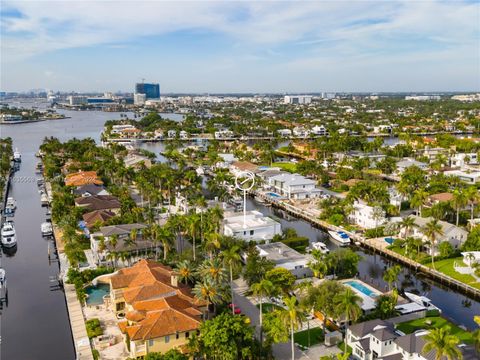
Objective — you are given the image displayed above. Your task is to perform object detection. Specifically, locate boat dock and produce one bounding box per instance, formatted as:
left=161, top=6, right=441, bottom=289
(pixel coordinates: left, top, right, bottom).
left=251, top=190, right=480, bottom=301
left=44, top=180, right=94, bottom=359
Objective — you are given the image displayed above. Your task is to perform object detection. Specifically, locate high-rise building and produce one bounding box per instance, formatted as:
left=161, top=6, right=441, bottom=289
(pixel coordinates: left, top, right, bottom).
left=284, top=95, right=312, bottom=104
left=134, top=93, right=146, bottom=105
left=135, top=82, right=160, bottom=99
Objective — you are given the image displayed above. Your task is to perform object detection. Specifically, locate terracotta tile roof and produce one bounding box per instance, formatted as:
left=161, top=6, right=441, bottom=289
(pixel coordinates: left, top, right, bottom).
left=65, top=171, right=103, bottom=187
left=82, top=209, right=116, bottom=228
left=427, top=192, right=453, bottom=203
left=126, top=308, right=200, bottom=341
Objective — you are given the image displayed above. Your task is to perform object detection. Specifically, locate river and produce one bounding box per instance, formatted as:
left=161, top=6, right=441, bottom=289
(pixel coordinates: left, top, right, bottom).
left=0, top=106, right=477, bottom=360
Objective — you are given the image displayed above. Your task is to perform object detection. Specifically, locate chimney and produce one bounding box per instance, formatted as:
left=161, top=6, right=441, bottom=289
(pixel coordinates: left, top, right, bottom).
left=171, top=274, right=178, bottom=287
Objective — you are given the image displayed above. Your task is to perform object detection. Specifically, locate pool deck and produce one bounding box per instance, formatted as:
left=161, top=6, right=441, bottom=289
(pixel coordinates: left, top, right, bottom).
left=65, top=284, right=94, bottom=360
left=341, top=279, right=383, bottom=312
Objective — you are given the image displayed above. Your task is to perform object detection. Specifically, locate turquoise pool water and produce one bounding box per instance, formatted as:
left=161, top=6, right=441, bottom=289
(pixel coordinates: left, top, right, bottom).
left=384, top=237, right=394, bottom=245
left=345, top=281, right=378, bottom=298
left=85, top=284, right=110, bottom=306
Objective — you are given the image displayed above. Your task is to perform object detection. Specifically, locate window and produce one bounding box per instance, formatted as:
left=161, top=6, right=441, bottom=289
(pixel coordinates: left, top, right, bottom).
left=165, top=335, right=170, bottom=343
left=176, top=332, right=179, bottom=339
left=148, top=340, right=154, bottom=347
left=185, top=332, right=190, bottom=338
left=250, top=230, right=254, bottom=235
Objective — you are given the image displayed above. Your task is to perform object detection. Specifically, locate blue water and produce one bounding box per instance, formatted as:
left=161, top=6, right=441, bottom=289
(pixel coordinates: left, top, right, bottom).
left=267, top=192, right=281, bottom=198
left=385, top=237, right=394, bottom=245
left=85, top=284, right=110, bottom=306
left=345, top=280, right=378, bottom=298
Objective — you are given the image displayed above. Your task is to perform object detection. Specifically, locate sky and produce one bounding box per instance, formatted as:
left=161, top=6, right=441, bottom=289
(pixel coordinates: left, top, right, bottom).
left=1, top=0, right=479, bottom=93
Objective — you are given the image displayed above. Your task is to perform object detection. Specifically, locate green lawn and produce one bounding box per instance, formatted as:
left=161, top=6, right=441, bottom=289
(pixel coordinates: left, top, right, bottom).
left=424, top=257, right=480, bottom=290
left=256, top=303, right=283, bottom=314
left=270, top=162, right=297, bottom=173
left=294, top=327, right=324, bottom=348
left=396, top=316, right=473, bottom=344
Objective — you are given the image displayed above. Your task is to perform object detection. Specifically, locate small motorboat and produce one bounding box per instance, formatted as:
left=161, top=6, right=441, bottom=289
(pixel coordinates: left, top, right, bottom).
left=6, top=197, right=16, bottom=210
left=328, top=230, right=351, bottom=246
left=37, top=178, right=44, bottom=187
left=310, top=241, right=330, bottom=254
left=41, top=222, right=53, bottom=236
left=404, top=292, right=442, bottom=313
left=13, top=149, right=21, bottom=163
left=1, top=221, right=17, bottom=248
left=35, top=162, right=43, bottom=174
left=40, top=193, right=49, bottom=206
left=0, top=268, right=6, bottom=289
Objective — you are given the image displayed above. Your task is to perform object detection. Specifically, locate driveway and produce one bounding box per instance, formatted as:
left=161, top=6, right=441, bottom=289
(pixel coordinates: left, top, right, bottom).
left=232, top=278, right=310, bottom=360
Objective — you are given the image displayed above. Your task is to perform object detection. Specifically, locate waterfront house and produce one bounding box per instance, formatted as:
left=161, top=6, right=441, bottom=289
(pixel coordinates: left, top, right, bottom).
left=311, top=124, right=328, bottom=136
left=268, top=172, right=322, bottom=200
left=124, top=153, right=152, bottom=169
left=403, top=216, right=468, bottom=254
left=74, top=195, right=121, bottom=213
left=82, top=209, right=116, bottom=229
left=292, top=126, right=311, bottom=137
left=450, top=152, right=478, bottom=167
left=179, top=130, right=188, bottom=139
left=395, top=158, right=428, bottom=174
left=108, top=260, right=207, bottom=358
left=90, top=223, right=158, bottom=266
left=222, top=210, right=282, bottom=242
left=214, top=129, right=234, bottom=139
left=348, top=201, right=387, bottom=230
left=73, top=184, right=110, bottom=197
left=65, top=170, right=103, bottom=187
left=256, top=242, right=313, bottom=278
left=214, top=153, right=238, bottom=169
left=229, top=161, right=259, bottom=176
left=277, top=129, right=292, bottom=137
left=167, top=130, right=177, bottom=138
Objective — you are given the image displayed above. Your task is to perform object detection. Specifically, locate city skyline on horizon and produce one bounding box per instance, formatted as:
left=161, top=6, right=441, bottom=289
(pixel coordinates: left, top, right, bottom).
left=1, top=0, right=479, bottom=93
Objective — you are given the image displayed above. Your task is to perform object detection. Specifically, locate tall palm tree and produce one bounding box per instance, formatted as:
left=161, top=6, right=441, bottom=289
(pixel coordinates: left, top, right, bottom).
left=422, top=219, right=444, bottom=269
left=280, top=296, right=305, bottom=360
left=411, top=188, right=428, bottom=216
left=157, top=226, right=175, bottom=261
left=465, top=186, right=479, bottom=223
left=192, top=280, right=223, bottom=319
left=452, top=189, right=468, bottom=226
left=334, top=288, right=362, bottom=352
left=383, top=265, right=402, bottom=291
left=422, top=327, right=463, bottom=360
left=251, top=279, right=275, bottom=342
left=198, top=258, right=227, bottom=285
left=221, top=245, right=242, bottom=315
left=186, top=212, right=200, bottom=261
left=400, top=216, right=416, bottom=239
left=204, top=233, right=221, bottom=259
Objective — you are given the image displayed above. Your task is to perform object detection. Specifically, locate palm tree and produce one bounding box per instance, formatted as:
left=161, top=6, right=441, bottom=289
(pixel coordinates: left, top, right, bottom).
left=204, top=233, right=221, bottom=259
left=157, top=226, right=175, bottom=261
left=192, top=280, right=223, bottom=319
left=383, top=265, right=402, bottom=291
left=465, top=186, right=479, bottom=223
left=422, top=327, right=462, bottom=360
left=400, top=216, right=416, bottom=239
left=221, top=245, right=242, bottom=315
left=280, top=296, right=305, bottom=360
left=251, top=279, right=275, bottom=342
left=334, top=288, right=362, bottom=352
left=186, top=212, right=200, bottom=261
left=452, top=189, right=468, bottom=226
left=473, top=315, right=480, bottom=355
left=411, top=188, right=428, bottom=216
left=198, top=259, right=227, bottom=285
left=175, top=260, right=195, bottom=284
left=422, top=219, right=444, bottom=269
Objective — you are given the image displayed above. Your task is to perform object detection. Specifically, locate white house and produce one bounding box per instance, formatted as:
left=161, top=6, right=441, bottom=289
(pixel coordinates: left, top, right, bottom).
left=404, top=216, right=468, bottom=254
left=450, top=153, right=478, bottom=167
left=167, top=130, right=177, bottom=138
left=222, top=210, right=282, bottom=242
left=277, top=129, right=292, bottom=137
left=214, top=130, right=234, bottom=139
left=256, top=242, right=313, bottom=278
left=215, top=153, right=238, bottom=169
left=348, top=201, right=387, bottom=229
left=311, top=125, right=328, bottom=136
left=292, top=126, right=311, bottom=138
left=444, top=169, right=480, bottom=184
left=268, top=173, right=322, bottom=200
left=396, top=158, right=428, bottom=174
left=179, top=130, right=189, bottom=139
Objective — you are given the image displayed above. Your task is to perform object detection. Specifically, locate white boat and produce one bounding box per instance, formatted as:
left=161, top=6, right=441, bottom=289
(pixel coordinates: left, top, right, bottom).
left=6, top=197, right=16, bottom=210
left=13, top=149, right=21, bottom=162
left=404, top=292, right=442, bottom=313
left=40, top=193, right=49, bottom=206
left=41, top=222, right=53, bottom=236
left=1, top=221, right=17, bottom=248
left=0, top=268, right=6, bottom=290
left=310, top=241, right=330, bottom=254
left=328, top=230, right=351, bottom=246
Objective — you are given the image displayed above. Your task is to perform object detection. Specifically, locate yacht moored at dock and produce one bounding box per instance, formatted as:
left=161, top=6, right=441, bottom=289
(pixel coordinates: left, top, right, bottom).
left=328, top=230, right=351, bottom=246
left=1, top=221, right=17, bottom=248
left=41, top=222, right=53, bottom=237
left=404, top=292, right=442, bottom=313
left=13, top=149, right=21, bottom=162
left=308, top=241, right=330, bottom=254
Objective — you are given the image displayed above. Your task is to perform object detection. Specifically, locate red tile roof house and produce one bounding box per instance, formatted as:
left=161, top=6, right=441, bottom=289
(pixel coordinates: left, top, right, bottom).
left=106, top=260, right=207, bottom=358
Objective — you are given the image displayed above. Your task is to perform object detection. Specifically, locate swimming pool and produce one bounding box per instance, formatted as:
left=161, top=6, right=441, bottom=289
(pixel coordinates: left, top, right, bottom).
left=85, top=284, right=110, bottom=306
left=344, top=280, right=378, bottom=298
left=384, top=237, right=394, bottom=245
left=267, top=192, right=281, bottom=198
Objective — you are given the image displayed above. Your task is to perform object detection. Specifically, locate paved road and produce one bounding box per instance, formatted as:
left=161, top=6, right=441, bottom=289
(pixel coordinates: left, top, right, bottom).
left=232, top=279, right=311, bottom=360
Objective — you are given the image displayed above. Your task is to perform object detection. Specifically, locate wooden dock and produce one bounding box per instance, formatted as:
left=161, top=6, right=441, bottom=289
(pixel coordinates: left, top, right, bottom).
left=251, top=190, right=480, bottom=300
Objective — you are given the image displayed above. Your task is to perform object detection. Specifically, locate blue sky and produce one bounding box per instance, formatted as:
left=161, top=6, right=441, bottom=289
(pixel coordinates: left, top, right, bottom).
left=1, top=0, right=479, bottom=93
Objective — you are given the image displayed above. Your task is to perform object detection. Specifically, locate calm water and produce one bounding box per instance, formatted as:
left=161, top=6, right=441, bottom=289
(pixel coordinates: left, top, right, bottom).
left=0, top=105, right=477, bottom=360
